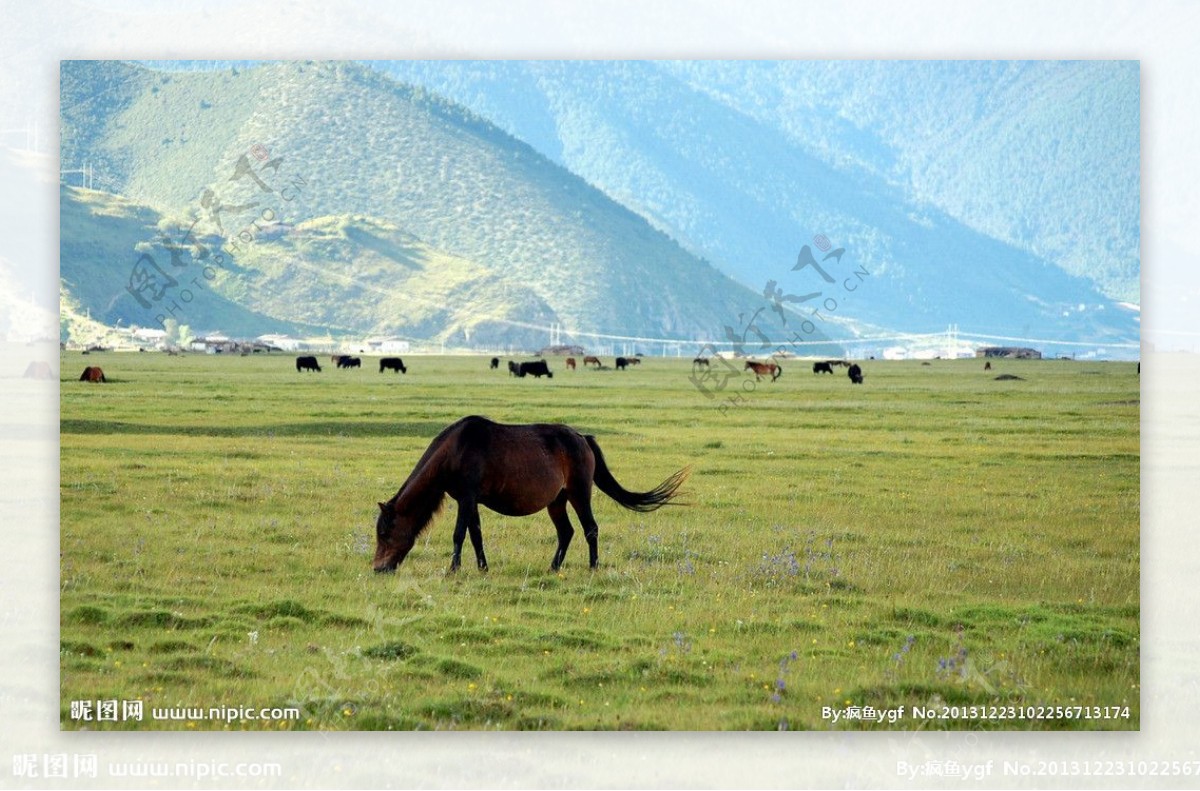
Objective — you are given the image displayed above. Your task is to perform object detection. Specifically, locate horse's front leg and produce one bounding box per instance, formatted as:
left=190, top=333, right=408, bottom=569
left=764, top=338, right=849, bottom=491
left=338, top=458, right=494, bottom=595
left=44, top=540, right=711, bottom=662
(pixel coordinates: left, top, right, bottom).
left=466, top=508, right=488, bottom=572
left=450, top=499, right=486, bottom=573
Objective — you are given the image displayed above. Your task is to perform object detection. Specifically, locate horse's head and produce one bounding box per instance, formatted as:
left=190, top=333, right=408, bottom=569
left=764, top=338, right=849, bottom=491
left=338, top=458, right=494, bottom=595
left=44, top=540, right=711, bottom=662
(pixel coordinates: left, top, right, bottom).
left=373, top=499, right=418, bottom=573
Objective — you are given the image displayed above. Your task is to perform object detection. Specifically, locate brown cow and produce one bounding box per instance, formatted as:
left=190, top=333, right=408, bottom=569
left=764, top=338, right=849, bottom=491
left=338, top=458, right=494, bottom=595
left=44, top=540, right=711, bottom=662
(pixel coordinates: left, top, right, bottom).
left=566, top=357, right=577, bottom=370
left=79, top=366, right=106, bottom=383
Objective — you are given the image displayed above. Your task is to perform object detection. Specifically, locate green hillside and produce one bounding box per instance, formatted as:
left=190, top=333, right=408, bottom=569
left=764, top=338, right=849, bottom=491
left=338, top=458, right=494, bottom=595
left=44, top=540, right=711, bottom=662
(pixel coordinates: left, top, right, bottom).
left=60, top=60, right=836, bottom=352
left=228, top=215, right=561, bottom=346
left=59, top=186, right=311, bottom=337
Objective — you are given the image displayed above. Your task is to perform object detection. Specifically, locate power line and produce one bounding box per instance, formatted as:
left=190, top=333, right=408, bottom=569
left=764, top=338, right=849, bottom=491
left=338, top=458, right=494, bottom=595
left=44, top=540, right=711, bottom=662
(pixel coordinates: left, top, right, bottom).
left=956, top=331, right=1138, bottom=348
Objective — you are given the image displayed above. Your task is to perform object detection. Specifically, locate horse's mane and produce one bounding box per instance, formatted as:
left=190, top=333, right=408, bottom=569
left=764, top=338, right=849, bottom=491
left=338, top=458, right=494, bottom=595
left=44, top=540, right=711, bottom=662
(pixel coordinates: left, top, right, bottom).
left=389, top=427, right=458, bottom=538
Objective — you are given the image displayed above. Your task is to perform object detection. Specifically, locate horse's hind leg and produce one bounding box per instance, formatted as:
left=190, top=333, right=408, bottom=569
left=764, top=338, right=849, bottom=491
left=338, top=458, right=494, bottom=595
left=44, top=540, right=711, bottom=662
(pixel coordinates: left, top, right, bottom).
left=547, top=492, right=574, bottom=571
left=568, top=491, right=601, bottom=569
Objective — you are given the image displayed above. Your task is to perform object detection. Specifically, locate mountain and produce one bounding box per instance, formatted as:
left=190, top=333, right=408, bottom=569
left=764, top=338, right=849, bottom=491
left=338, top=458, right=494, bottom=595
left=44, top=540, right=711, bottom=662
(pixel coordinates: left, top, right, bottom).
left=61, top=60, right=841, bottom=354
left=59, top=186, right=317, bottom=338
left=368, top=61, right=1139, bottom=349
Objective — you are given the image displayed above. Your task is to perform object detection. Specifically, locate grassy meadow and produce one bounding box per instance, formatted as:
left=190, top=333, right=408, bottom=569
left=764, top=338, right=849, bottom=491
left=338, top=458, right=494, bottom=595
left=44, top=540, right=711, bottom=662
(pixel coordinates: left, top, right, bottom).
left=59, top=352, right=1139, bottom=730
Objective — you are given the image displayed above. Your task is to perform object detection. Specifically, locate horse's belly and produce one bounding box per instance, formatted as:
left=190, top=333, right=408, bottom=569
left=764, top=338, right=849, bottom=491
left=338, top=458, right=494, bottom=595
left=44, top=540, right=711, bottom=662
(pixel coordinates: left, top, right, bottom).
left=477, top=478, right=565, bottom=517
left=480, top=498, right=547, bottom=518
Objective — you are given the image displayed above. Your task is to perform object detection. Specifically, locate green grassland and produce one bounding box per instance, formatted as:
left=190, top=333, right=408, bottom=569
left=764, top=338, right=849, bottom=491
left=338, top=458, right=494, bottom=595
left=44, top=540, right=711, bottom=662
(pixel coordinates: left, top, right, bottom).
left=60, top=353, right=1139, bottom=730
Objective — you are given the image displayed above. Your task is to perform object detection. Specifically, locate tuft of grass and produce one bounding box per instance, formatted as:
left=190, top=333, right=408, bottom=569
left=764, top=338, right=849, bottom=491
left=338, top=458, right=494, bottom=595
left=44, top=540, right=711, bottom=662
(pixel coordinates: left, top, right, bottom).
left=361, top=641, right=420, bottom=661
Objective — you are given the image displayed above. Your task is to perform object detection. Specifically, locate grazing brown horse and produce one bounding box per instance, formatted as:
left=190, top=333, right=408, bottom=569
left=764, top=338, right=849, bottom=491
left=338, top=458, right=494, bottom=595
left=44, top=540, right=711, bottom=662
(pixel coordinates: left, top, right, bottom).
left=745, top=361, right=782, bottom=381
left=582, top=356, right=602, bottom=368
left=79, top=366, right=106, bottom=383
left=566, top=357, right=576, bottom=370
left=373, top=416, right=689, bottom=573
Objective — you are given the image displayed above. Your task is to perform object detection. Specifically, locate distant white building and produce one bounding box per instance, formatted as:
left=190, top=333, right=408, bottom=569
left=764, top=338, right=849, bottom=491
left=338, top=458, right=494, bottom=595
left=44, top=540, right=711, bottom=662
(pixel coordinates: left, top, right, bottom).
left=191, top=332, right=238, bottom=354
left=365, top=336, right=410, bottom=354
left=131, top=327, right=167, bottom=343
left=257, top=334, right=306, bottom=352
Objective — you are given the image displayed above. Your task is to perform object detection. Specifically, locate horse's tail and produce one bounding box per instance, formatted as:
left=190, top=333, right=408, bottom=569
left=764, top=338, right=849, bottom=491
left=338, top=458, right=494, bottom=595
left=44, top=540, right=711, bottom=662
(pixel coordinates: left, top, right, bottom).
left=773, top=363, right=782, bottom=381
left=584, top=435, right=689, bottom=512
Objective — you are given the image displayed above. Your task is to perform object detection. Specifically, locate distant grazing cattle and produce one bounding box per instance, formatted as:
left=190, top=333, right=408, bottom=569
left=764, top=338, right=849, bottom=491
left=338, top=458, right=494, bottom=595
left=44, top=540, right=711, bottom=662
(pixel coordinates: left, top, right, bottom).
left=812, top=361, right=834, bottom=375
left=23, top=362, right=53, bottom=380
left=692, top=357, right=710, bottom=370
left=79, top=366, right=106, bottom=383
left=994, top=374, right=1024, bottom=381
left=627, top=357, right=641, bottom=366
left=331, top=355, right=345, bottom=365
left=296, top=356, right=321, bottom=373
left=984, top=361, right=992, bottom=371
left=583, top=356, right=602, bottom=368
left=847, top=363, right=864, bottom=384
left=615, top=357, right=630, bottom=370
left=380, top=357, right=407, bottom=374
left=516, top=360, right=553, bottom=378
left=508, top=360, right=520, bottom=376
left=490, top=357, right=500, bottom=370
left=338, top=356, right=362, bottom=369
left=566, top=357, right=576, bottom=370
left=745, top=361, right=782, bottom=381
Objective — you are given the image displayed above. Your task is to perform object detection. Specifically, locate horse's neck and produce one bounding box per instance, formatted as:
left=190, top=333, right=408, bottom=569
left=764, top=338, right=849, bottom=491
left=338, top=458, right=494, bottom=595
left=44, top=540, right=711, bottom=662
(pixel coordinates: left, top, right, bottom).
left=397, top=457, right=447, bottom=515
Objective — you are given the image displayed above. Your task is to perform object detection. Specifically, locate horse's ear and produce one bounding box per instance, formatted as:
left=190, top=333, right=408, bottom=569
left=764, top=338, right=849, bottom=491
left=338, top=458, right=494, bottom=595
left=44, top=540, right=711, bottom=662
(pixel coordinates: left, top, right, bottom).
left=378, top=502, right=387, bottom=512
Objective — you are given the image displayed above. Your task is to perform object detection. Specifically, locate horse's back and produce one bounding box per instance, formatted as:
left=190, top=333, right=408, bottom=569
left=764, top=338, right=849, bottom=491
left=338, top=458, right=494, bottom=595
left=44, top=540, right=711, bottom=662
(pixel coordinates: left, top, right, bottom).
left=435, top=417, right=591, bottom=509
